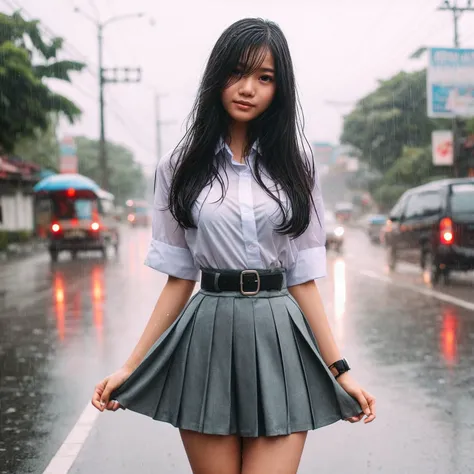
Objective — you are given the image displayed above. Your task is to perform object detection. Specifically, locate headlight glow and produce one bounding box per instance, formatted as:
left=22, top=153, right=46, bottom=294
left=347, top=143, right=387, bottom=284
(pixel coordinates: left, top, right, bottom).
left=334, top=226, right=345, bottom=237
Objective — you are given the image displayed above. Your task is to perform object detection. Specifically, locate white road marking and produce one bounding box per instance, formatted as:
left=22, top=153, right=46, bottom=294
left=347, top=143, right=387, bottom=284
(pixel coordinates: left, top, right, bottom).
left=43, top=403, right=99, bottom=474
left=41, top=263, right=473, bottom=474
left=359, top=270, right=392, bottom=283
left=360, top=270, right=474, bottom=312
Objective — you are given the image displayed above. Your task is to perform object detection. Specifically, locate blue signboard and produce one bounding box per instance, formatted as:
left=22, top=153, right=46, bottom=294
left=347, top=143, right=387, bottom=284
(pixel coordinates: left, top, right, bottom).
left=427, top=47, right=474, bottom=118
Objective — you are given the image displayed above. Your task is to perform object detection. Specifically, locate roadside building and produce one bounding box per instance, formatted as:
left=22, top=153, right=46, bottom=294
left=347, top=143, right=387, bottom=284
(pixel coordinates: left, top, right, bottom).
left=0, top=156, right=41, bottom=233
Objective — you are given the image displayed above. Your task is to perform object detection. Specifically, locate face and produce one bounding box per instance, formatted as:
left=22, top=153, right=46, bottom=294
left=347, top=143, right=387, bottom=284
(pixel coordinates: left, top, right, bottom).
left=221, top=49, right=276, bottom=123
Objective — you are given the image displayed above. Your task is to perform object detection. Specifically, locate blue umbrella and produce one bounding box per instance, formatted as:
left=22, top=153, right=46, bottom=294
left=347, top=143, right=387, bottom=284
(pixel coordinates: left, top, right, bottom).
left=34, top=173, right=101, bottom=193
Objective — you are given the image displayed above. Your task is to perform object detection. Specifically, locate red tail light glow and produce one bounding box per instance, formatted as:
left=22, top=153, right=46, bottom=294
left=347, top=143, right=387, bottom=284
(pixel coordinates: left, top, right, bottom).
left=51, top=223, right=61, bottom=233
left=91, top=222, right=100, bottom=231
left=440, top=217, right=454, bottom=245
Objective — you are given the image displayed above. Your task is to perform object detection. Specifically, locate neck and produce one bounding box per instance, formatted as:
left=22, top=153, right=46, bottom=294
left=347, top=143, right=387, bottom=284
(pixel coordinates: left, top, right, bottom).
left=227, top=121, right=248, bottom=163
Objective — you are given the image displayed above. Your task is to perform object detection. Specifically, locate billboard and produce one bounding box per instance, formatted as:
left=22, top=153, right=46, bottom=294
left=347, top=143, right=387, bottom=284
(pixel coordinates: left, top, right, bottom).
left=312, top=142, right=334, bottom=165
left=427, top=47, right=474, bottom=118
left=59, top=136, right=78, bottom=174
left=432, top=130, right=453, bottom=166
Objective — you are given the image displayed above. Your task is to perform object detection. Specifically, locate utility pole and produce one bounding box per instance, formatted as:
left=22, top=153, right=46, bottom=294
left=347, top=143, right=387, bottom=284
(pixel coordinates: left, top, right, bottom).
left=438, top=0, right=474, bottom=177
left=75, top=8, right=145, bottom=190
left=154, top=93, right=162, bottom=161
left=153, top=93, right=177, bottom=163
left=98, top=23, right=106, bottom=190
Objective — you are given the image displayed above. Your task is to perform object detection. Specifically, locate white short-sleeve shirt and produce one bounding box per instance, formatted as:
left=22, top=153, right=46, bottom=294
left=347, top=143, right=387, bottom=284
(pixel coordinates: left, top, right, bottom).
left=145, top=140, right=327, bottom=286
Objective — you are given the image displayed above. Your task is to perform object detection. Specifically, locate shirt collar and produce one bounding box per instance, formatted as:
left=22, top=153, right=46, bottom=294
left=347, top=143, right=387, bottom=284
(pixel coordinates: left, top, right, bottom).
left=214, top=138, right=261, bottom=165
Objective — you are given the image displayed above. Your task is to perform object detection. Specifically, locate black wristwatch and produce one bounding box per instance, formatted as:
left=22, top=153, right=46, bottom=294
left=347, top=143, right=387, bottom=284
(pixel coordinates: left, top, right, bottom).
left=328, top=358, right=350, bottom=379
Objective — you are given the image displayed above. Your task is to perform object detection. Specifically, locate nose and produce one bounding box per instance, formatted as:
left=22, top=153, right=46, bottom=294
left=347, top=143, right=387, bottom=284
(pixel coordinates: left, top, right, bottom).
left=238, top=76, right=255, bottom=97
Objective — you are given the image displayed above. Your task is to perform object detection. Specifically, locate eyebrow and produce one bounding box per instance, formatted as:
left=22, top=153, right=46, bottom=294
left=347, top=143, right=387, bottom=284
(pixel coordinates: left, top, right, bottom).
left=237, top=63, right=275, bottom=73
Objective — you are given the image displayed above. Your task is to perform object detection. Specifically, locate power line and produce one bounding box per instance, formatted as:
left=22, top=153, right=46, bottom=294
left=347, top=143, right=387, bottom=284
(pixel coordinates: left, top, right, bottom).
left=87, top=0, right=100, bottom=20
left=2, top=0, right=156, bottom=163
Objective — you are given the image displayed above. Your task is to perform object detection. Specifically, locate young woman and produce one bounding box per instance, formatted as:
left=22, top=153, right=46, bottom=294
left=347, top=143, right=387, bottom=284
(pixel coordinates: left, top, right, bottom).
left=92, top=18, right=376, bottom=474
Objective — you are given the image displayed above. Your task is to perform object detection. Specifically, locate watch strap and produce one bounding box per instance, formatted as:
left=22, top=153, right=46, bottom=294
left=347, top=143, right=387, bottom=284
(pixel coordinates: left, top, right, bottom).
left=328, top=358, right=350, bottom=378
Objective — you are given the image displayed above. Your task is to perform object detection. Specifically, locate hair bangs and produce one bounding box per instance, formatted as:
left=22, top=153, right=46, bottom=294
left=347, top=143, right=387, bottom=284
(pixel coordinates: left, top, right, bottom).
left=219, top=28, right=271, bottom=86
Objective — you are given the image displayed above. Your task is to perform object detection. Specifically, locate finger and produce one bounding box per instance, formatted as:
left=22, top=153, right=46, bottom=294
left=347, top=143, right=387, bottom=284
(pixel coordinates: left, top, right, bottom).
left=364, top=400, right=377, bottom=423
left=356, top=392, right=371, bottom=417
left=112, top=401, right=122, bottom=412
left=346, top=413, right=363, bottom=423
left=106, top=400, right=115, bottom=411
left=100, top=384, right=113, bottom=407
left=94, top=380, right=106, bottom=397
left=91, top=388, right=105, bottom=411
left=361, top=390, right=377, bottom=421
left=92, top=379, right=109, bottom=411
left=367, top=395, right=377, bottom=417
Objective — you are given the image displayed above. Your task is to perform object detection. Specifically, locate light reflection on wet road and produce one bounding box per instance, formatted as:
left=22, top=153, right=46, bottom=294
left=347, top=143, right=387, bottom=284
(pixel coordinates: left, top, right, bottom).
left=0, top=226, right=473, bottom=473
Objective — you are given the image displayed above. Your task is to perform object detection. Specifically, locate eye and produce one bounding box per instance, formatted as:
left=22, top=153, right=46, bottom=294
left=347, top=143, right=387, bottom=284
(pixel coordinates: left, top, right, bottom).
left=231, top=68, right=244, bottom=77
left=260, top=74, right=274, bottom=83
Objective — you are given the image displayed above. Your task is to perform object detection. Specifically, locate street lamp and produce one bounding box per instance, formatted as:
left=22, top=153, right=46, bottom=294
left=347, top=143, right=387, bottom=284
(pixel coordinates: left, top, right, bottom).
left=74, top=7, right=147, bottom=190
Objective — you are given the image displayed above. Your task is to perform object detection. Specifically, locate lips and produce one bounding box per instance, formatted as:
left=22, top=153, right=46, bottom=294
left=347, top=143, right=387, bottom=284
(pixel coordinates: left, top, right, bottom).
left=234, top=100, right=255, bottom=107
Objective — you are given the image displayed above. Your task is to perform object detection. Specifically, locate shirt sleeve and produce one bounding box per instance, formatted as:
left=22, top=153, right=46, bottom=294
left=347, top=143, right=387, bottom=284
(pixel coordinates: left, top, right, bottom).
left=144, top=150, right=200, bottom=281
left=286, top=167, right=327, bottom=286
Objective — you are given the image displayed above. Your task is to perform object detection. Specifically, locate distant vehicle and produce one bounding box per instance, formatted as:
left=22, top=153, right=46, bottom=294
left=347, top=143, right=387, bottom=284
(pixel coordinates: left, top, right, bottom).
left=384, top=178, right=474, bottom=284
left=366, top=214, right=388, bottom=244
left=334, top=202, right=354, bottom=223
left=126, top=199, right=151, bottom=227
left=34, top=174, right=120, bottom=262
left=325, top=211, right=345, bottom=253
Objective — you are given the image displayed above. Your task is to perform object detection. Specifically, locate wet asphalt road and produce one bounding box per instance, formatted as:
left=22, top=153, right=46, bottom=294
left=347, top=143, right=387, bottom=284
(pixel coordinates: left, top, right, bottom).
left=0, top=225, right=473, bottom=474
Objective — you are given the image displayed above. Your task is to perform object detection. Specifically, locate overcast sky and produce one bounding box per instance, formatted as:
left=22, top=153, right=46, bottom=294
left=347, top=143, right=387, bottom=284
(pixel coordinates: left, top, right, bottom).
left=3, top=0, right=474, bottom=174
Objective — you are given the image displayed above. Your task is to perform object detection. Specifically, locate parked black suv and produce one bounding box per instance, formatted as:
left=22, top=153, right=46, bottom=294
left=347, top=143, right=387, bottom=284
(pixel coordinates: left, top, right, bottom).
left=384, top=178, right=474, bottom=284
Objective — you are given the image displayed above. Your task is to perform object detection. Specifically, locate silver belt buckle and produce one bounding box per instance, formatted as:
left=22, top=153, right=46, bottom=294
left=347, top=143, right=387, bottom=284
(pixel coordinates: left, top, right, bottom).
left=240, top=270, right=260, bottom=296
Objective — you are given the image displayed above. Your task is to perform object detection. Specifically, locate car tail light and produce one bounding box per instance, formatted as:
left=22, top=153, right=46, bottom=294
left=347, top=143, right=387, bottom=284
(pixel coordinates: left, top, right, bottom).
left=51, top=223, right=61, bottom=233
left=91, top=222, right=100, bottom=231
left=128, top=214, right=135, bottom=222
left=440, top=217, right=454, bottom=245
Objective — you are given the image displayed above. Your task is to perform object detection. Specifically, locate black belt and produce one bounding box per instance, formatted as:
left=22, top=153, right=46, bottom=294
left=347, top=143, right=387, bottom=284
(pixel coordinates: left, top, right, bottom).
left=201, top=269, right=284, bottom=295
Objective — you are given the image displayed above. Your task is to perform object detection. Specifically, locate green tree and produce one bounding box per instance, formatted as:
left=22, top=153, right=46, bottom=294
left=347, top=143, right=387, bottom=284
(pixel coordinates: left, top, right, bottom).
left=13, top=115, right=59, bottom=170
left=372, top=146, right=451, bottom=210
left=0, top=11, right=84, bottom=153
left=341, top=70, right=450, bottom=173
left=75, top=136, right=146, bottom=204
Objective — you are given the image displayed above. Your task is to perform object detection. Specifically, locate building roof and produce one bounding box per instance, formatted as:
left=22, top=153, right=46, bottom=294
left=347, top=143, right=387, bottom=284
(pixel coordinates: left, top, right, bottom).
left=0, top=155, right=42, bottom=182
left=0, top=157, right=21, bottom=176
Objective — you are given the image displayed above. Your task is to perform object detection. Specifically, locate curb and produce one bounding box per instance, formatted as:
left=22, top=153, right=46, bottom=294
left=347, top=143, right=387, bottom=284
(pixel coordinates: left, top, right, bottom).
left=0, top=241, right=47, bottom=263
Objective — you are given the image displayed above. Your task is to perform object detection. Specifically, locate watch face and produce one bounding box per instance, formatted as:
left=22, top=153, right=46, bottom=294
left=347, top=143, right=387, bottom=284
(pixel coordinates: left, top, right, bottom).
left=336, top=359, right=350, bottom=372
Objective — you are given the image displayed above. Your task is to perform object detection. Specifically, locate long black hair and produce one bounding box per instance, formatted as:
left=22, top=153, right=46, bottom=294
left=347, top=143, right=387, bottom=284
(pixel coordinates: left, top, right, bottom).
left=168, top=18, right=316, bottom=238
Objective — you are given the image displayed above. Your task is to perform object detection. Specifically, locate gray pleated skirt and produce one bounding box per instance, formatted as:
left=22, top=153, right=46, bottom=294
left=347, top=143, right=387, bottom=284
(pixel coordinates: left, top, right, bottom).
left=111, top=272, right=362, bottom=437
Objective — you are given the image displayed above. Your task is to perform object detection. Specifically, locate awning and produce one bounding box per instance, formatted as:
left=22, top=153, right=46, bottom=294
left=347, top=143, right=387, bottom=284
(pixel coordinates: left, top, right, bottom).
left=34, top=173, right=101, bottom=193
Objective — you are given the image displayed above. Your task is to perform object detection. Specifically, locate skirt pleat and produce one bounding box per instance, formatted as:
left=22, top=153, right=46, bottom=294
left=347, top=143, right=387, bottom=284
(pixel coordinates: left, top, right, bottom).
left=111, top=288, right=362, bottom=437
left=198, top=296, right=235, bottom=433
left=254, top=297, right=289, bottom=435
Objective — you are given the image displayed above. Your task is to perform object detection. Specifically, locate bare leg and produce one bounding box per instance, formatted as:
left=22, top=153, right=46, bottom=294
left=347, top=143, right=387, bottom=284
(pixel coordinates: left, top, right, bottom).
left=179, top=429, right=242, bottom=474
left=241, top=431, right=307, bottom=474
